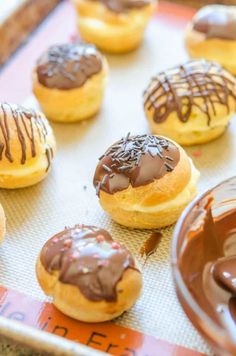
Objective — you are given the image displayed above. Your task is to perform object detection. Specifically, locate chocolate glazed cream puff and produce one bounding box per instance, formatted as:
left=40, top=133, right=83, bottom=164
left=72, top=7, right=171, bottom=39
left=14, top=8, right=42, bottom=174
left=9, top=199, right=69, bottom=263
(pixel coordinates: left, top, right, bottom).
left=93, top=134, right=200, bottom=229
left=72, top=0, right=156, bottom=54
left=36, top=225, right=142, bottom=322
left=0, top=103, right=56, bottom=189
left=33, top=42, right=108, bottom=122
left=143, top=60, right=236, bottom=146
left=185, top=5, right=236, bottom=75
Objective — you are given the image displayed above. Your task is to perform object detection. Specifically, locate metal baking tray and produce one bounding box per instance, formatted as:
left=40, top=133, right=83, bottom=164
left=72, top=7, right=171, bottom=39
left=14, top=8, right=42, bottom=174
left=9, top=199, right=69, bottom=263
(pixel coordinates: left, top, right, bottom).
left=1, top=1, right=233, bottom=355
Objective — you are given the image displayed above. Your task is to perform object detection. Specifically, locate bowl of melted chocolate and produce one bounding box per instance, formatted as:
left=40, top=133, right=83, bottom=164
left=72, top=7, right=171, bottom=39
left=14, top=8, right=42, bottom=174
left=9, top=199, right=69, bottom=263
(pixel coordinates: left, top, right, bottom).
left=172, top=177, right=236, bottom=355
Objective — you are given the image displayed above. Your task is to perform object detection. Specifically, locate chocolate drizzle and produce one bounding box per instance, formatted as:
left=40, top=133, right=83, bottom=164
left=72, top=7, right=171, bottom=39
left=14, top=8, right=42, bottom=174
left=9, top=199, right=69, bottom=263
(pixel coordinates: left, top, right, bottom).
left=36, top=43, right=103, bottom=90
left=40, top=225, right=138, bottom=302
left=93, top=134, right=180, bottom=196
left=0, top=103, right=54, bottom=170
left=192, top=6, right=236, bottom=41
left=90, top=0, right=151, bottom=13
left=144, top=60, right=236, bottom=125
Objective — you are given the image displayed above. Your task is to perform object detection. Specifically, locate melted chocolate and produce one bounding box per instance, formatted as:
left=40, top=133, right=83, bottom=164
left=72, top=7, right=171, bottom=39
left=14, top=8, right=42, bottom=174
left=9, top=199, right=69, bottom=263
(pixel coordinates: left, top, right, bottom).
left=179, top=178, right=236, bottom=330
left=36, top=43, right=103, bottom=90
left=40, top=225, right=138, bottom=302
left=193, top=6, right=236, bottom=41
left=91, top=0, right=151, bottom=13
left=0, top=103, right=54, bottom=170
left=93, top=134, right=180, bottom=196
left=144, top=60, right=236, bottom=125
left=213, top=257, right=236, bottom=295
left=140, top=231, right=162, bottom=258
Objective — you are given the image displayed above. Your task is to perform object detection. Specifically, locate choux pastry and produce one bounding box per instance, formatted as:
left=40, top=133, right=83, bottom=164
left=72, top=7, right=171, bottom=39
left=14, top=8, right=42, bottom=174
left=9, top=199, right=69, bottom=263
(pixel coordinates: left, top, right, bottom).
left=36, top=224, right=142, bottom=322
left=72, top=0, right=156, bottom=53
left=93, top=133, right=200, bottom=229
left=33, top=42, right=108, bottom=122
left=185, top=5, right=236, bottom=75
left=143, top=60, right=236, bottom=145
left=0, top=103, right=56, bottom=189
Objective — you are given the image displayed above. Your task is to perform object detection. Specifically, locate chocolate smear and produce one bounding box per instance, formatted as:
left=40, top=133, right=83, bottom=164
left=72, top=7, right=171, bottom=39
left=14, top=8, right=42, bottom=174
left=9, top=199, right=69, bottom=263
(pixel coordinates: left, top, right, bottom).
left=140, top=231, right=162, bottom=259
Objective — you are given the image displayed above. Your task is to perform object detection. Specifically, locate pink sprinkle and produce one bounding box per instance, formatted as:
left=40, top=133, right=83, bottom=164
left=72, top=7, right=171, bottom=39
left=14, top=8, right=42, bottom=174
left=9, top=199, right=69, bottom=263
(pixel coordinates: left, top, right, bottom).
left=63, top=239, right=72, bottom=248
left=98, top=260, right=109, bottom=267
left=112, top=242, right=120, bottom=250
left=52, top=237, right=59, bottom=244
left=93, top=253, right=100, bottom=258
left=96, top=235, right=105, bottom=242
left=192, top=149, right=202, bottom=158
left=69, top=33, right=79, bottom=43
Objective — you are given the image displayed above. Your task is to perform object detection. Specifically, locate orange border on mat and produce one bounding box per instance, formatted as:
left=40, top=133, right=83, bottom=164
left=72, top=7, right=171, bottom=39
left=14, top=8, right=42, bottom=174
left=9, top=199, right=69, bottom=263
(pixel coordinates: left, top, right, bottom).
left=0, top=286, right=205, bottom=355
left=159, top=1, right=196, bottom=20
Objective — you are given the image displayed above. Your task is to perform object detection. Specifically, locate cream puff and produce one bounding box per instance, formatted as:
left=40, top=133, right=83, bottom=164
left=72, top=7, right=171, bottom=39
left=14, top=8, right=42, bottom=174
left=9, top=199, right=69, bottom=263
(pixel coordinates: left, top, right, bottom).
left=93, top=134, right=200, bottom=229
left=185, top=5, right=236, bottom=75
left=72, top=0, right=156, bottom=54
left=0, top=103, right=56, bottom=189
left=0, top=203, right=6, bottom=242
left=143, top=60, right=236, bottom=146
left=33, top=42, right=108, bottom=122
left=36, top=224, right=142, bottom=322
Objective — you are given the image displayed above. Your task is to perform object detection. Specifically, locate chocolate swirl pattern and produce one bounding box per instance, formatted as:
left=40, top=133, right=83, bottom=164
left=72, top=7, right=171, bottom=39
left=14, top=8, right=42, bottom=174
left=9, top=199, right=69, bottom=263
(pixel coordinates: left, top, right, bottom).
left=40, top=225, right=137, bottom=302
left=91, top=0, right=152, bottom=13
left=93, top=134, right=180, bottom=195
left=36, top=43, right=103, bottom=90
left=0, top=103, right=54, bottom=171
left=144, top=60, right=236, bottom=125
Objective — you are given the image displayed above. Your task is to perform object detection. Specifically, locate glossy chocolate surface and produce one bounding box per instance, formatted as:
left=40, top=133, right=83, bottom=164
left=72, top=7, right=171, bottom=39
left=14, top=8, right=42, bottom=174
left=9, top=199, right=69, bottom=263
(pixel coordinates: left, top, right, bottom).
left=179, top=178, right=236, bottom=331
left=144, top=60, right=236, bottom=125
left=93, top=134, right=180, bottom=195
left=90, top=0, right=152, bottom=13
left=36, top=43, right=103, bottom=90
left=140, top=231, right=162, bottom=258
left=0, top=103, right=53, bottom=170
left=40, top=225, right=138, bottom=302
left=193, top=6, right=236, bottom=41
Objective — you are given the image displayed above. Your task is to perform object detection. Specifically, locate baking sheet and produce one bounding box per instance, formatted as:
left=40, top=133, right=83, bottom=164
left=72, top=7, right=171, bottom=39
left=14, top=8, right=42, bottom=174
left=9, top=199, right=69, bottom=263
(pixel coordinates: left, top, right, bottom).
left=1, top=1, right=235, bottom=355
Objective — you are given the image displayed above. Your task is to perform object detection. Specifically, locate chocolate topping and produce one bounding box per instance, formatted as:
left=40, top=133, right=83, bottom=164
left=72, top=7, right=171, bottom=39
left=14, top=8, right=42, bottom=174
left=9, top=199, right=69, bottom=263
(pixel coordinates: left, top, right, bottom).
left=144, top=60, right=236, bottom=125
left=90, top=0, right=151, bottom=13
left=93, top=134, right=180, bottom=196
left=140, top=231, right=162, bottom=258
left=40, top=225, right=138, bottom=302
left=0, top=103, right=53, bottom=170
left=192, top=6, right=236, bottom=41
left=36, top=43, right=103, bottom=90
left=178, top=177, right=236, bottom=331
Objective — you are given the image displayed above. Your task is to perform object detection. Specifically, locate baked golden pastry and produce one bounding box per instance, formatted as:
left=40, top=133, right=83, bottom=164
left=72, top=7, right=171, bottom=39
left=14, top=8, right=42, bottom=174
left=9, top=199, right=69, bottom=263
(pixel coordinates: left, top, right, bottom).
left=93, top=134, right=200, bottom=229
left=185, top=5, right=236, bottom=75
left=33, top=42, right=108, bottom=122
left=36, top=224, right=142, bottom=322
left=0, top=103, right=56, bottom=189
left=143, top=60, right=236, bottom=146
left=72, top=0, right=156, bottom=54
left=0, top=203, right=6, bottom=242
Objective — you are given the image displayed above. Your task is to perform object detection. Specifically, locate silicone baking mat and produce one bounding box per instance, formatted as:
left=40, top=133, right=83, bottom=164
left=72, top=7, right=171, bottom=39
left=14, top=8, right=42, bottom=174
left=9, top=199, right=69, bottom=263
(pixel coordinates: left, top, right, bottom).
left=0, top=1, right=234, bottom=355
